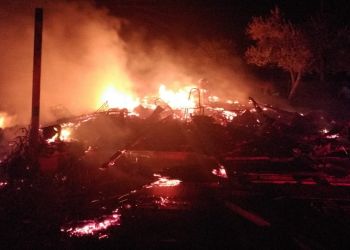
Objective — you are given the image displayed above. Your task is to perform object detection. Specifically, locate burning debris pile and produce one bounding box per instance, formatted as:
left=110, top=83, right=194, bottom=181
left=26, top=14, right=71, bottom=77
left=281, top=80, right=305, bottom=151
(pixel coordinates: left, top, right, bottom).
left=1, top=85, right=350, bottom=248
left=1, top=84, right=350, bottom=190
left=35, top=86, right=350, bottom=180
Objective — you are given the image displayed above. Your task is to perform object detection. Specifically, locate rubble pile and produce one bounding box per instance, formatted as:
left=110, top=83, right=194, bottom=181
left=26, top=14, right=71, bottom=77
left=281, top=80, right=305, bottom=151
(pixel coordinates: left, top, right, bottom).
left=36, top=96, right=350, bottom=181
left=1, top=94, right=350, bottom=248
left=1, top=94, right=350, bottom=195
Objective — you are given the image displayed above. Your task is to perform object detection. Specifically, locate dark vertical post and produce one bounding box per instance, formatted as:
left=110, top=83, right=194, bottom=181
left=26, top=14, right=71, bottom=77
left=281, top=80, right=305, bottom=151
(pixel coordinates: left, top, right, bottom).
left=30, top=8, right=43, bottom=150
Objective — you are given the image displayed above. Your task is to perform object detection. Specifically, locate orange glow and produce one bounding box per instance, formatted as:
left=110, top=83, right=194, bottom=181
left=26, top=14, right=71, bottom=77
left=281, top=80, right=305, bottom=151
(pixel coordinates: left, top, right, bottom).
left=212, top=165, right=228, bottom=178
left=60, top=127, right=71, bottom=141
left=0, top=115, right=4, bottom=128
left=155, top=196, right=171, bottom=207
left=222, top=110, right=237, bottom=121
left=98, top=85, right=139, bottom=111
left=96, top=83, right=205, bottom=114
left=154, top=177, right=181, bottom=187
left=158, top=84, right=197, bottom=110
left=63, top=209, right=121, bottom=238
left=321, top=128, right=329, bottom=134
left=46, top=134, right=58, bottom=143
left=145, top=174, right=182, bottom=188
left=225, top=99, right=240, bottom=105
left=0, top=181, right=8, bottom=189
left=208, top=95, right=219, bottom=102
left=0, top=112, right=13, bottom=128
left=46, top=125, right=73, bottom=143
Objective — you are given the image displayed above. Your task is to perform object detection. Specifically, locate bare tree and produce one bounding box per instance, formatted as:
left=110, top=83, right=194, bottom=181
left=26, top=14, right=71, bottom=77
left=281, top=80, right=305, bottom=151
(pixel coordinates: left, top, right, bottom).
left=245, top=7, right=312, bottom=100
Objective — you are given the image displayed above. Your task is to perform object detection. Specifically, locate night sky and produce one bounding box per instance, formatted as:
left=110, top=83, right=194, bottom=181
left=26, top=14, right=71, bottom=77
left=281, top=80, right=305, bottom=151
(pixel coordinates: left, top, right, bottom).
left=98, top=0, right=350, bottom=52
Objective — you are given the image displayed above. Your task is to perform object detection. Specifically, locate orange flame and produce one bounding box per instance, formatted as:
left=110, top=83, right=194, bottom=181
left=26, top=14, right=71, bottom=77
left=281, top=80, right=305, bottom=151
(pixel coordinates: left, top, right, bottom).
left=0, top=112, right=15, bottom=128
left=0, top=115, right=4, bottom=128
left=97, top=83, right=202, bottom=113
left=98, top=85, right=139, bottom=111
left=46, top=125, right=73, bottom=143
left=158, top=84, right=198, bottom=110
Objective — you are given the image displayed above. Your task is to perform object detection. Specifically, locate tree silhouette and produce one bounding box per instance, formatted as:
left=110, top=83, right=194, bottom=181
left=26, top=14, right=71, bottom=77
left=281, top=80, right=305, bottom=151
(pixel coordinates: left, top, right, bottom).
left=245, top=7, right=312, bottom=100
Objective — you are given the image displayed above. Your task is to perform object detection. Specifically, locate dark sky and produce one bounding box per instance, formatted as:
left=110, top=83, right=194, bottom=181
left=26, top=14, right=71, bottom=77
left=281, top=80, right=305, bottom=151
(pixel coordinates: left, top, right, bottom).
left=97, top=0, right=350, bottom=51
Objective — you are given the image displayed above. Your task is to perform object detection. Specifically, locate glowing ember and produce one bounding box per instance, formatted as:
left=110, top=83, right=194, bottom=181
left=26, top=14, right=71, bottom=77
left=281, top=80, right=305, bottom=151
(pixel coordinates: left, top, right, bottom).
left=226, top=99, right=240, bottom=105
left=145, top=174, right=182, bottom=188
left=153, top=196, right=189, bottom=209
left=0, top=181, right=8, bottom=189
left=62, top=209, right=121, bottom=238
left=99, top=85, right=139, bottom=111
left=60, top=127, right=71, bottom=141
left=46, top=124, right=73, bottom=143
left=46, top=134, right=58, bottom=143
left=209, top=95, right=220, bottom=102
left=321, top=128, right=329, bottom=134
left=155, top=196, right=171, bottom=207
left=212, top=165, right=228, bottom=178
left=222, top=110, right=237, bottom=121
left=326, top=134, right=340, bottom=139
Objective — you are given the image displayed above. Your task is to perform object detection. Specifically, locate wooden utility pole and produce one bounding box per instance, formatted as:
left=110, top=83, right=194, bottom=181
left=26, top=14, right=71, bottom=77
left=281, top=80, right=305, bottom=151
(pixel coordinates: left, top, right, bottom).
left=30, top=8, right=43, bottom=150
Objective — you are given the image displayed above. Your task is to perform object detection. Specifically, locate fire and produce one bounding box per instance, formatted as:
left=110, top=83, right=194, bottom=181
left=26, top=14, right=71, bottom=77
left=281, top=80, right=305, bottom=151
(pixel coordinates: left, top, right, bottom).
left=0, top=112, right=17, bottom=128
left=0, top=112, right=12, bottom=128
left=0, top=115, right=4, bottom=128
left=60, top=127, right=71, bottom=141
left=222, top=110, right=237, bottom=121
left=98, top=85, right=139, bottom=111
left=47, top=133, right=58, bottom=143
left=62, top=209, right=121, bottom=238
left=0, top=181, right=8, bottom=189
left=158, top=84, right=198, bottom=110
left=211, top=164, right=228, bottom=178
left=94, top=83, right=242, bottom=121
left=46, top=125, right=73, bottom=143
left=209, top=95, right=219, bottom=102
left=145, top=174, right=182, bottom=188
left=96, top=83, right=204, bottom=115
left=321, top=128, right=329, bottom=134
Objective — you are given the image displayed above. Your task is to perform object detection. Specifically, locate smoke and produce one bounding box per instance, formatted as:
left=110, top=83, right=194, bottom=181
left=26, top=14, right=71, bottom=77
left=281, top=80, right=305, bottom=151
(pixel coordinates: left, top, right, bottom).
left=0, top=0, right=131, bottom=125
left=0, top=0, right=257, bottom=127
left=125, top=33, right=255, bottom=101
